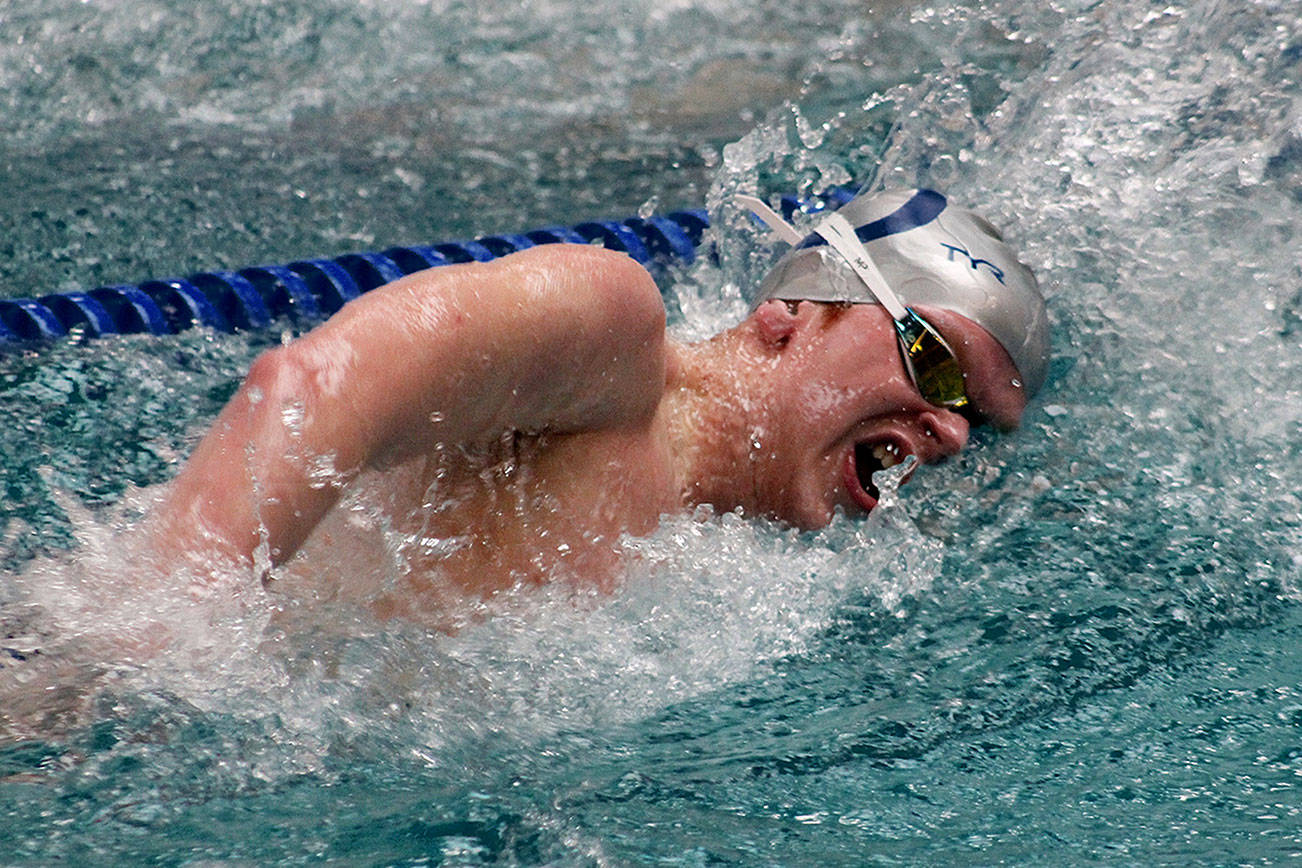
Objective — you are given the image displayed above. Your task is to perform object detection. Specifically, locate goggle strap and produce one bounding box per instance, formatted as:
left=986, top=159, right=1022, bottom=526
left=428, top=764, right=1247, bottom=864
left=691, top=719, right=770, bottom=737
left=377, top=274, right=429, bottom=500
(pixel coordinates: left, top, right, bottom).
left=733, top=194, right=805, bottom=245
left=808, top=212, right=909, bottom=321
left=734, top=195, right=908, bottom=320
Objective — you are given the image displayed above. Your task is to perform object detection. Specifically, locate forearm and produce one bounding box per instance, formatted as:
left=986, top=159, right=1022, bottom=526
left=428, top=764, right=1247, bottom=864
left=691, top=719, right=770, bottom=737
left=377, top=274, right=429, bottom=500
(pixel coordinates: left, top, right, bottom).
left=154, top=345, right=353, bottom=567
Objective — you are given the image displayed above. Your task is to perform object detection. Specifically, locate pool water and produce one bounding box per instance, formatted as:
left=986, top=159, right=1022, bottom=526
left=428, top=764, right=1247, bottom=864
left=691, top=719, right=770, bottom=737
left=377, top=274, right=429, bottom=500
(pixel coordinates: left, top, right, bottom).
left=3, top=0, right=1301, bottom=863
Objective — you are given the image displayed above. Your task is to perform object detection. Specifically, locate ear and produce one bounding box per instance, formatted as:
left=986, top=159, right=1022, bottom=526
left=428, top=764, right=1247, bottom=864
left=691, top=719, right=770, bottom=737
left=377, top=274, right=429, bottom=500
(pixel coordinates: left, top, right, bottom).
left=750, top=300, right=800, bottom=350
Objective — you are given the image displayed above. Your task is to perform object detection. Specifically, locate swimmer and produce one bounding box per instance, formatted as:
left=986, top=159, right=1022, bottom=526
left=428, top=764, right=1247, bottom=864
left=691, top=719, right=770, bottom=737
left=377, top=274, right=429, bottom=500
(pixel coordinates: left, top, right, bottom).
left=150, top=188, right=1049, bottom=620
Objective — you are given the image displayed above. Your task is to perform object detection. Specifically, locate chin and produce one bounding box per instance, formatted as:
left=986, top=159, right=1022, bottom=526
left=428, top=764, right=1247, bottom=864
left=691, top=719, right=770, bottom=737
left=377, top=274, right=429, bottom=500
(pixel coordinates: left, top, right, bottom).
left=772, top=493, right=838, bottom=531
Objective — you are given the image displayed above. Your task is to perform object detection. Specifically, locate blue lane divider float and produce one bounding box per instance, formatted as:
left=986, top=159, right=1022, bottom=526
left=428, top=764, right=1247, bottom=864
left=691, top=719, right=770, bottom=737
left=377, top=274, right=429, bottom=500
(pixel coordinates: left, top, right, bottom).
left=0, top=188, right=852, bottom=344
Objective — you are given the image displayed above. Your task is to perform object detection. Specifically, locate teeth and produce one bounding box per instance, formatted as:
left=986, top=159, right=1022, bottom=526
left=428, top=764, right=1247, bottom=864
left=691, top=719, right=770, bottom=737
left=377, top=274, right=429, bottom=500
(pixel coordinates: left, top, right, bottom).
left=872, top=442, right=902, bottom=469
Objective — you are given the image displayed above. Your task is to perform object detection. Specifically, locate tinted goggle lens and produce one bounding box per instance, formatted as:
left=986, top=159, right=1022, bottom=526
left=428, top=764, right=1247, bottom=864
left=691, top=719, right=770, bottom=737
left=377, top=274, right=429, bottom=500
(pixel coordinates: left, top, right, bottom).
left=893, top=311, right=971, bottom=412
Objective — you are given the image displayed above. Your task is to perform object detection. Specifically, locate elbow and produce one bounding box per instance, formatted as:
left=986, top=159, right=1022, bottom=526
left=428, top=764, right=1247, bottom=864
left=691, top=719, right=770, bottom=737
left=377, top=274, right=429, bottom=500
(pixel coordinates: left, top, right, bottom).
left=242, top=345, right=299, bottom=411
left=238, top=344, right=322, bottom=444
left=245, top=332, right=357, bottom=412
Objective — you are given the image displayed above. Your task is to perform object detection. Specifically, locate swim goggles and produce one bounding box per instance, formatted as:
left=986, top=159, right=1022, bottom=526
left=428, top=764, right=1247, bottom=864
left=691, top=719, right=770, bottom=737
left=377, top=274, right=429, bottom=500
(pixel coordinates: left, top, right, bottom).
left=736, top=195, right=971, bottom=413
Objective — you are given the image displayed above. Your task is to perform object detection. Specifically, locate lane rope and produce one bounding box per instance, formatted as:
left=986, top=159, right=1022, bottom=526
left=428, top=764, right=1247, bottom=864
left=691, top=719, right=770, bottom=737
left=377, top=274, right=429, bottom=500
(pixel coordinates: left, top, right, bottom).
left=1, top=189, right=853, bottom=343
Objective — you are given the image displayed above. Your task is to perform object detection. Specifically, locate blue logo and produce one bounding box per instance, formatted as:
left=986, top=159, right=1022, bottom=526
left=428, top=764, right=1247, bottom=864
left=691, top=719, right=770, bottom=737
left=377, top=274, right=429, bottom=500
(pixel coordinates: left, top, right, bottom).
left=941, top=243, right=1006, bottom=284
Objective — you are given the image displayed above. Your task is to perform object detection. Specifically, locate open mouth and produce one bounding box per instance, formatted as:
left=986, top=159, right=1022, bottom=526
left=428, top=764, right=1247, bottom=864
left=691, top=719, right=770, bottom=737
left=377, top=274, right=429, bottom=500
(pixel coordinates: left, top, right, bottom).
left=846, top=439, right=910, bottom=512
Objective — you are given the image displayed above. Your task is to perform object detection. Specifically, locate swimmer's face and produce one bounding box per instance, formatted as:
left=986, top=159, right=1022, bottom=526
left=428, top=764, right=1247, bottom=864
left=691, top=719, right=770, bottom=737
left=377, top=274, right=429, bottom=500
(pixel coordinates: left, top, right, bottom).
left=749, top=300, right=1027, bottom=528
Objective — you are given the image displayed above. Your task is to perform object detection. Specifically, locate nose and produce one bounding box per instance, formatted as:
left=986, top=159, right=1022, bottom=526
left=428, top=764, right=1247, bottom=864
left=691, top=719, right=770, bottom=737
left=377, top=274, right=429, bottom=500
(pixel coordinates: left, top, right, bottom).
left=919, top=409, right=969, bottom=459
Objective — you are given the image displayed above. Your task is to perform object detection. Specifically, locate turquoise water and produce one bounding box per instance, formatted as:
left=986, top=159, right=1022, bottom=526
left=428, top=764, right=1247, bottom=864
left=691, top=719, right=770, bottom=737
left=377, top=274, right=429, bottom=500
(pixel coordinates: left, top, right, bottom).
left=3, top=0, right=1302, bottom=863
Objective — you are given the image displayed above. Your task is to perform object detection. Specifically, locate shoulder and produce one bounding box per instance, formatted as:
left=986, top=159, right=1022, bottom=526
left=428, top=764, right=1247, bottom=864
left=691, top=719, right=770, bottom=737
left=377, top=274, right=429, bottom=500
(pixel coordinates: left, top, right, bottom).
left=424, top=245, right=670, bottom=431
left=492, top=246, right=668, bottom=429
left=491, top=243, right=665, bottom=334
left=320, top=243, right=665, bottom=357
left=504, top=241, right=656, bottom=288
left=368, top=243, right=664, bottom=342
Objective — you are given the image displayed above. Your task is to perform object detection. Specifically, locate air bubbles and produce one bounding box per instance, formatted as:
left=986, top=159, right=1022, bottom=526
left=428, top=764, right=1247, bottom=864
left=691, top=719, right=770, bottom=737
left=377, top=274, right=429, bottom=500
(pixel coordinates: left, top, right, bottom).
left=869, top=454, right=918, bottom=512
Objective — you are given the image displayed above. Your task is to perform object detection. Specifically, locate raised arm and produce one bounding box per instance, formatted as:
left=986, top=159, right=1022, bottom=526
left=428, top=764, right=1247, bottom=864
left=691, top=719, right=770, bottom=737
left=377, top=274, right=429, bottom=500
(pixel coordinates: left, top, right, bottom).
left=152, top=243, right=667, bottom=569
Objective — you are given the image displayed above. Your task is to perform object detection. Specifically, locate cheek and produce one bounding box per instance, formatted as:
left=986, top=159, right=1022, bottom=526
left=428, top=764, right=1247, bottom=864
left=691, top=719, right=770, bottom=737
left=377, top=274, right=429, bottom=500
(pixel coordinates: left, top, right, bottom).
left=966, top=377, right=1028, bottom=430
left=783, top=367, right=911, bottom=439
left=796, top=380, right=858, bottom=423
left=775, top=323, right=917, bottom=438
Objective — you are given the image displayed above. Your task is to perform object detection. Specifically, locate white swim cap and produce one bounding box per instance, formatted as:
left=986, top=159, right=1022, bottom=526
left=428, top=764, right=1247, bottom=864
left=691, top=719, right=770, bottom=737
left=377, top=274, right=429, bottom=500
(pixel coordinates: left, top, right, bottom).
left=751, top=189, right=1050, bottom=397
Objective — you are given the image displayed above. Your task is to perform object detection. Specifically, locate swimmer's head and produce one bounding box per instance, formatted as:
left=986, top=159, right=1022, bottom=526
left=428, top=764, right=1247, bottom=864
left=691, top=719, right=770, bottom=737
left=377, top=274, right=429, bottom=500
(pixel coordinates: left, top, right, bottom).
left=750, top=188, right=1050, bottom=397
